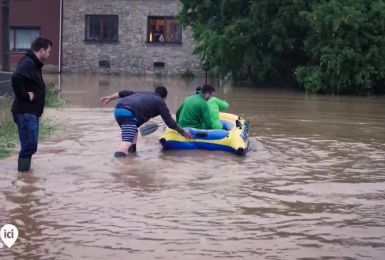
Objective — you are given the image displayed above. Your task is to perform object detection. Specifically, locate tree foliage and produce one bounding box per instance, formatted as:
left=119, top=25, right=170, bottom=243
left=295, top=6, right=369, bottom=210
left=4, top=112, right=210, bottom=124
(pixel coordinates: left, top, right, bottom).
left=178, top=0, right=385, bottom=94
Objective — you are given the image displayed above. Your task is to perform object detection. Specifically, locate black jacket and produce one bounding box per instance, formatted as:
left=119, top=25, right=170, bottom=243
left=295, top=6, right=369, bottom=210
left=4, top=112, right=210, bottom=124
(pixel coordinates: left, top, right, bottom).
left=11, top=50, right=46, bottom=118
left=117, top=90, right=181, bottom=132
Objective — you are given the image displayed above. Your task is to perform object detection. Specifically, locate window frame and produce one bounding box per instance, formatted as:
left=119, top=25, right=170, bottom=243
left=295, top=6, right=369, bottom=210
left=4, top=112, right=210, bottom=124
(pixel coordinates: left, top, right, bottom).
left=85, top=14, right=119, bottom=43
left=146, top=16, right=182, bottom=45
left=9, top=26, right=40, bottom=52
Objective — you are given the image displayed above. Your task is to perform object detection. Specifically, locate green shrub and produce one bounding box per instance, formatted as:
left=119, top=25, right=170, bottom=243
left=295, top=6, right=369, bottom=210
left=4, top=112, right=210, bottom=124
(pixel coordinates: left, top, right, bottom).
left=179, top=0, right=385, bottom=95
left=0, top=97, right=18, bottom=158
left=181, top=69, right=195, bottom=78
left=296, top=0, right=385, bottom=94
left=45, top=82, right=67, bottom=107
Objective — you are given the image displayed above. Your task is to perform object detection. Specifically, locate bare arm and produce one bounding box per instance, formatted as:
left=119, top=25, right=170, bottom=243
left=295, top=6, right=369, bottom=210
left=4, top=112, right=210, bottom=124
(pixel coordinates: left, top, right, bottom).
left=100, top=90, right=136, bottom=106
left=100, top=92, right=120, bottom=106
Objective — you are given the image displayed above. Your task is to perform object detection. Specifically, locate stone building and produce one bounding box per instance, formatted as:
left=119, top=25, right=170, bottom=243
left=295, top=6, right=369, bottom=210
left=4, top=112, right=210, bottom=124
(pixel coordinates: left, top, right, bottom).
left=62, top=0, right=201, bottom=75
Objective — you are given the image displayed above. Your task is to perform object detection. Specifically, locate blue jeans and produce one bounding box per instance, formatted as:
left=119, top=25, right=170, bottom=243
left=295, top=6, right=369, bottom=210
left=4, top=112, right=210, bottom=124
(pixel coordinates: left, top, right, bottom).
left=15, top=113, right=39, bottom=159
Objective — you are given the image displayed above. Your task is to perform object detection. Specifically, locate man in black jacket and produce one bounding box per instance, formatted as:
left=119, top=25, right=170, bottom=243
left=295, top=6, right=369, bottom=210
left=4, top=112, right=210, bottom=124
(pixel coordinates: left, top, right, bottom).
left=11, top=37, right=53, bottom=171
left=100, top=86, right=192, bottom=157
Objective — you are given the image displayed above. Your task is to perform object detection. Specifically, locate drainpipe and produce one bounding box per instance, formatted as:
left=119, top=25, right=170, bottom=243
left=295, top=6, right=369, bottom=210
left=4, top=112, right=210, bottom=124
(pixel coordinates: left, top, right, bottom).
left=1, top=0, right=10, bottom=71
left=58, top=0, right=63, bottom=73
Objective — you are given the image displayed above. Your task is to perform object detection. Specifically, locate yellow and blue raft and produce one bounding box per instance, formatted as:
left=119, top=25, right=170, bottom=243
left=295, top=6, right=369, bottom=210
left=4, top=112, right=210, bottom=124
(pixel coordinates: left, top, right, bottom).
left=159, top=113, right=249, bottom=155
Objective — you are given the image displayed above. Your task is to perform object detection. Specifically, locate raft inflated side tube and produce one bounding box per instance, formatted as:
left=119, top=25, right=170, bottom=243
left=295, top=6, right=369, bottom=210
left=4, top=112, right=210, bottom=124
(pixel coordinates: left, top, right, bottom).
left=159, top=113, right=249, bottom=155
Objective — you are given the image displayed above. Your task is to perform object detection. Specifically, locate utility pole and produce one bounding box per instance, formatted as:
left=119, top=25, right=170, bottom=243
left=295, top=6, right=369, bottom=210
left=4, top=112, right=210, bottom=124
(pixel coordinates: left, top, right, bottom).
left=202, top=60, right=210, bottom=85
left=1, top=0, right=10, bottom=71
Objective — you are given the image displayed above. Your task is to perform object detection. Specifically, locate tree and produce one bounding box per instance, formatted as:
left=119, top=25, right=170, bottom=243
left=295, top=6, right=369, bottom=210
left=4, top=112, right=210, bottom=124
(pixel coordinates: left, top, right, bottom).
left=179, top=0, right=385, bottom=94
left=179, top=0, right=313, bottom=83
left=295, top=0, right=385, bottom=94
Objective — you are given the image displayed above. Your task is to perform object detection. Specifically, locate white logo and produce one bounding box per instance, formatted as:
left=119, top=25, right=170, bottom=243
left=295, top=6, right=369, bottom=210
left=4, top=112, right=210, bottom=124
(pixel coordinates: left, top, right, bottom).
left=0, top=224, right=18, bottom=248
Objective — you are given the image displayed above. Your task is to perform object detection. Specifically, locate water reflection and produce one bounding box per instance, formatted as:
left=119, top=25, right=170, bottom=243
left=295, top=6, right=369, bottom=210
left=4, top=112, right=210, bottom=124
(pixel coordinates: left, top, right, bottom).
left=1, top=173, right=61, bottom=260
left=45, top=73, right=202, bottom=109
left=45, top=73, right=385, bottom=142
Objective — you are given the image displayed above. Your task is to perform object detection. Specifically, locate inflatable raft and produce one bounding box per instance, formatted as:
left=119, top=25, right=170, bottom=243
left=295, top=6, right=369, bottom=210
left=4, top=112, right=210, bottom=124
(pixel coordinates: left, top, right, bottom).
left=159, top=113, right=249, bottom=155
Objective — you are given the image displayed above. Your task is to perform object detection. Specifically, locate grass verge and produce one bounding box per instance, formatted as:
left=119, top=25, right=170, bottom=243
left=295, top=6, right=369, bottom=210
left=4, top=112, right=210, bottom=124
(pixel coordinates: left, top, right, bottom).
left=0, top=83, right=64, bottom=158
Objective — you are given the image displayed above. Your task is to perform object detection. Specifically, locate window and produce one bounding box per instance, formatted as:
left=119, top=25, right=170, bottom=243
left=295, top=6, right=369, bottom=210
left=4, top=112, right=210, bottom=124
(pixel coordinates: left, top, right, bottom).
left=85, top=15, right=118, bottom=43
left=147, top=16, right=182, bottom=44
left=9, top=27, right=40, bottom=51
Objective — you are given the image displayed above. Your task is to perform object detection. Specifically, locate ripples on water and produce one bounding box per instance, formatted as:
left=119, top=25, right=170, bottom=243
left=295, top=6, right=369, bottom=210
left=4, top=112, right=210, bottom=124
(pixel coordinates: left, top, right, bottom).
left=1, top=75, right=385, bottom=259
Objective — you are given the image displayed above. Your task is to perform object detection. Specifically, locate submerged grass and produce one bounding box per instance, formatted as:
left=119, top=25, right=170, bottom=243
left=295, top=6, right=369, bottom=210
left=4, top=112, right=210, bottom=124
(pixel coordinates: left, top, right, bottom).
left=0, top=97, right=18, bottom=158
left=0, top=83, right=63, bottom=158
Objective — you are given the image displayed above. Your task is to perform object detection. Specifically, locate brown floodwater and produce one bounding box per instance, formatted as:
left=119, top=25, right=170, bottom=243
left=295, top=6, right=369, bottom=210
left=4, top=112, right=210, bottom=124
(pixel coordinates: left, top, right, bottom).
left=1, top=74, right=385, bottom=259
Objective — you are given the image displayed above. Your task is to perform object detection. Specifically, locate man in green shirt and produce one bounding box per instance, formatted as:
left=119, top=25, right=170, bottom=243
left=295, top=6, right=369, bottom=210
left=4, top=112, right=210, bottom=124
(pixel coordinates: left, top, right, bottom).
left=208, top=96, right=230, bottom=129
left=195, top=86, right=230, bottom=129
left=176, top=84, right=215, bottom=129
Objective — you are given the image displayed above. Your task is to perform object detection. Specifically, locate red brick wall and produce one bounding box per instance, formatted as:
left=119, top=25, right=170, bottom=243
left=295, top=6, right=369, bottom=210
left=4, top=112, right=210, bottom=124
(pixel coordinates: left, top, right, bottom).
left=0, top=6, right=4, bottom=69
left=2, top=0, right=60, bottom=70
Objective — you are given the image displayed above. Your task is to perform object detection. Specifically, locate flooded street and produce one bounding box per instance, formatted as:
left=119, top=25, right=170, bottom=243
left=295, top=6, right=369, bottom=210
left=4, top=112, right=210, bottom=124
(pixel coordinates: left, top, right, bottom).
left=1, top=74, right=385, bottom=259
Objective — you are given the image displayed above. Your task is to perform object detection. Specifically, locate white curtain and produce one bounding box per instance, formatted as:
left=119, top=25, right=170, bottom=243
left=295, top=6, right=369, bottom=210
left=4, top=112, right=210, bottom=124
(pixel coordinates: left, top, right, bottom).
left=9, top=29, right=14, bottom=49
left=10, top=29, right=39, bottom=50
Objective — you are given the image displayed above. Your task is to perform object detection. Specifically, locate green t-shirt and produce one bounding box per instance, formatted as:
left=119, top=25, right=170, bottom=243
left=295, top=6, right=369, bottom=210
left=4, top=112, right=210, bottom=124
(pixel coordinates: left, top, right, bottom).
left=176, top=94, right=213, bottom=129
left=207, top=97, right=230, bottom=129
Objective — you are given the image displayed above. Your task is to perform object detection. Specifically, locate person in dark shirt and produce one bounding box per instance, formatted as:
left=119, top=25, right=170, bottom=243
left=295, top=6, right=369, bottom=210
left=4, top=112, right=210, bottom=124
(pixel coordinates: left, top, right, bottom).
left=100, top=86, right=192, bottom=157
left=11, top=37, right=53, bottom=172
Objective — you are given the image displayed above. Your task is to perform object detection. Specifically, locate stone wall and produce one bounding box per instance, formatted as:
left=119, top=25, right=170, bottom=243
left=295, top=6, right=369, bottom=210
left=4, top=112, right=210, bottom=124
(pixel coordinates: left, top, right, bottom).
left=62, top=0, right=201, bottom=75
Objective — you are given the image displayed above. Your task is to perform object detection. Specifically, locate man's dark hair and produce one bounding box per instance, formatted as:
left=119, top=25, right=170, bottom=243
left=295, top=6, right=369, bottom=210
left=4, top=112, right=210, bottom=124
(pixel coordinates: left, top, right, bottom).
left=155, top=86, right=168, bottom=99
left=31, top=37, right=53, bottom=52
left=195, top=86, right=202, bottom=94
left=201, top=84, right=215, bottom=94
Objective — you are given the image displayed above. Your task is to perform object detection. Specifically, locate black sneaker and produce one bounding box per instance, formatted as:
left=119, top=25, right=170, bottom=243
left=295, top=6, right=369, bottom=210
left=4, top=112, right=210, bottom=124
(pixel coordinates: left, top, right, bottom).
left=114, top=151, right=127, bottom=158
